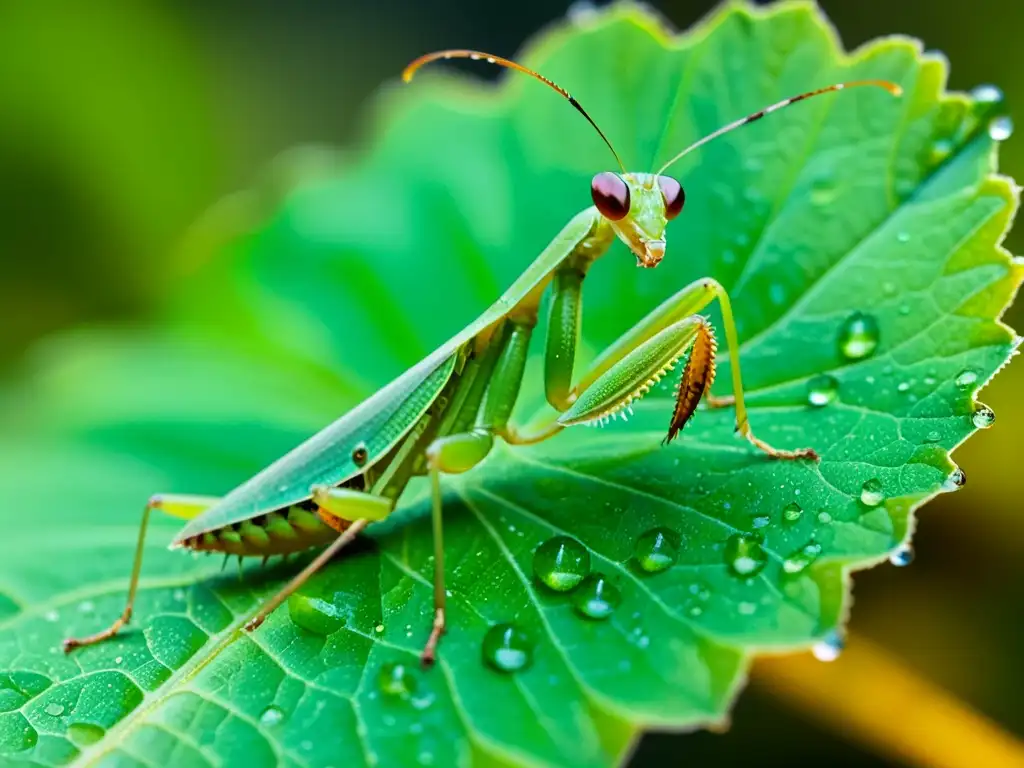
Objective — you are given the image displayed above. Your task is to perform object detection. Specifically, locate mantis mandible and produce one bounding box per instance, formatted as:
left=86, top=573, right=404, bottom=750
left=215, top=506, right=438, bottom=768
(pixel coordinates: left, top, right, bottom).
left=64, top=50, right=901, bottom=665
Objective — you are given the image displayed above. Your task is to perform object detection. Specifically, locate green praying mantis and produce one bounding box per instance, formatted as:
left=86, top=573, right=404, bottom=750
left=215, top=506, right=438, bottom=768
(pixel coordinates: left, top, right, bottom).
left=63, top=50, right=901, bottom=666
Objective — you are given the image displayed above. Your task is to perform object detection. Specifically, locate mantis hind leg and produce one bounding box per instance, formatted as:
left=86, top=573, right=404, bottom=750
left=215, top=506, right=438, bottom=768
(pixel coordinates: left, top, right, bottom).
left=63, top=494, right=220, bottom=652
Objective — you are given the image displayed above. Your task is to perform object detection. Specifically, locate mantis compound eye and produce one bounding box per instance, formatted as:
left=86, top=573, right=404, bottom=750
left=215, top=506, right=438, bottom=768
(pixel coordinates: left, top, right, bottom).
left=658, top=175, right=685, bottom=220
left=591, top=172, right=631, bottom=221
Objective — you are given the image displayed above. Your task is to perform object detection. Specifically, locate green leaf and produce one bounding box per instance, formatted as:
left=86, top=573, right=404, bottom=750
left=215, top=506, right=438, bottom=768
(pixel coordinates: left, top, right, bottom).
left=1, top=3, right=1020, bottom=766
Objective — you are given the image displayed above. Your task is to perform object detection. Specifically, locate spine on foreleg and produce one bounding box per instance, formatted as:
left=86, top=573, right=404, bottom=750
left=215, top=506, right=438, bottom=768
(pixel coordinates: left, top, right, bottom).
left=665, top=318, right=716, bottom=444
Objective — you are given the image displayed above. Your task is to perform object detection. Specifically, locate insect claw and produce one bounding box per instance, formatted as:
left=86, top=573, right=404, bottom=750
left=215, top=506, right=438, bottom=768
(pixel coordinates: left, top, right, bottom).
left=261, top=555, right=270, bottom=568
left=221, top=554, right=230, bottom=572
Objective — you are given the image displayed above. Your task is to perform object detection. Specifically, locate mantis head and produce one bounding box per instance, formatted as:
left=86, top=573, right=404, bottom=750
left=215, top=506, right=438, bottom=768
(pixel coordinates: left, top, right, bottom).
left=591, top=172, right=683, bottom=268
left=404, top=49, right=902, bottom=270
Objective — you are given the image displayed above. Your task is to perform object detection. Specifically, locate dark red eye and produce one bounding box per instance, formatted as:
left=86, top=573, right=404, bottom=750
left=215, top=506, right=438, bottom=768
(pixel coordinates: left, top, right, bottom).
left=591, top=172, right=630, bottom=221
left=658, top=175, right=685, bottom=220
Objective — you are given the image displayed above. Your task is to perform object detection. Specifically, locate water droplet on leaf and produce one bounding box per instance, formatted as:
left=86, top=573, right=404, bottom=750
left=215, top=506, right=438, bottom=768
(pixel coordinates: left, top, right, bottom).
left=259, top=705, right=285, bottom=727
left=807, top=374, right=838, bottom=407
left=378, top=663, right=417, bottom=698
left=572, top=574, right=621, bottom=620
left=44, top=703, right=64, bottom=717
left=533, top=536, right=590, bottom=592
left=783, top=502, right=803, bottom=523
left=943, top=467, right=967, bottom=490
left=812, top=631, right=845, bottom=662
left=838, top=312, right=880, bottom=361
left=783, top=541, right=822, bottom=575
left=482, top=623, right=533, bottom=673
left=750, top=515, right=771, bottom=530
left=955, top=370, right=978, bottom=390
left=860, top=478, right=885, bottom=507
left=287, top=593, right=345, bottom=636
left=989, top=115, right=1014, bottom=141
left=889, top=545, right=915, bottom=567
left=633, top=528, right=679, bottom=573
left=972, top=405, right=995, bottom=429
left=725, top=534, right=768, bottom=577
left=68, top=723, right=105, bottom=747
left=971, top=83, right=1005, bottom=106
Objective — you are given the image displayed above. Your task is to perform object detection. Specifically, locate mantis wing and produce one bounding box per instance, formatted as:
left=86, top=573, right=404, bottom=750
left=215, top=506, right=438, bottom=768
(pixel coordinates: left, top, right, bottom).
left=172, top=207, right=600, bottom=542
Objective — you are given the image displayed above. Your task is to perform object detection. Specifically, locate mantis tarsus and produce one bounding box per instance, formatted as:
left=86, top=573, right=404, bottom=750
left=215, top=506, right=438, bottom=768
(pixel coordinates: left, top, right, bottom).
left=63, top=50, right=901, bottom=666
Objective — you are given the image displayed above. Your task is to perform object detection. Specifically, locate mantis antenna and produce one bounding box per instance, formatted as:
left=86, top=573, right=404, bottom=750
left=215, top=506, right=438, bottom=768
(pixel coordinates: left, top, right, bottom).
left=656, top=79, right=903, bottom=175
left=403, top=49, right=628, bottom=174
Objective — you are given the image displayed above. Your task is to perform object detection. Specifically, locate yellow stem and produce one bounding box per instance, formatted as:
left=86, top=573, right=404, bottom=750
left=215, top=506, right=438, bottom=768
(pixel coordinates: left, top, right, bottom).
left=754, top=635, right=1024, bottom=768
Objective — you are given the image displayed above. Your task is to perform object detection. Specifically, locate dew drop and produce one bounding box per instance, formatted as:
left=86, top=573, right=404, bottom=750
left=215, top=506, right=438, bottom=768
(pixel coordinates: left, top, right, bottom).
left=812, top=631, right=845, bottom=662
left=378, top=663, right=417, bottom=698
left=929, top=137, right=954, bottom=165
left=817, top=510, right=833, bottom=525
left=897, top=381, right=911, bottom=393
left=44, top=703, right=64, bottom=717
left=481, top=623, right=533, bottom=673
left=259, top=705, right=285, bottom=727
left=633, top=528, right=679, bottom=574
left=572, top=574, right=621, bottom=620
left=783, top=541, right=822, bottom=575
left=810, top=172, right=838, bottom=206
left=783, top=502, right=803, bottom=523
left=943, top=467, right=967, bottom=490
left=923, top=430, right=942, bottom=444
left=68, top=723, right=105, bottom=747
left=566, top=0, right=599, bottom=24
left=889, top=545, right=915, bottom=567
left=287, top=593, right=345, bottom=636
left=738, top=601, right=757, bottom=615
left=750, top=515, right=771, bottom=530
left=837, top=312, right=880, bottom=361
left=896, top=231, right=911, bottom=244
left=724, top=534, right=768, bottom=578
left=955, top=369, right=978, bottom=390
left=806, top=374, right=838, bottom=407
left=971, top=83, right=1005, bottom=106
left=533, top=536, right=590, bottom=592
left=860, top=478, right=885, bottom=507
left=44, top=610, right=59, bottom=623
left=972, top=405, right=996, bottom=429
left=989, top=115, right=1014, bottom=141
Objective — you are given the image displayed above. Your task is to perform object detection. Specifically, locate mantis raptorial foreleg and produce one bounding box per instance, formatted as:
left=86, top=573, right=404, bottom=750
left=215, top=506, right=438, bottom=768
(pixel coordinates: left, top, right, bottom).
left=517, top=274, right=817, bottom=460
left=63, top=494, right=221, bottom=651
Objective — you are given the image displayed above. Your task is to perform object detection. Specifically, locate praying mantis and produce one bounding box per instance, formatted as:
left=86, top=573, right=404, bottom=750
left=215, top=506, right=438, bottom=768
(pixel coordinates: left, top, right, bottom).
left=63, top=50, right=901, bottom=666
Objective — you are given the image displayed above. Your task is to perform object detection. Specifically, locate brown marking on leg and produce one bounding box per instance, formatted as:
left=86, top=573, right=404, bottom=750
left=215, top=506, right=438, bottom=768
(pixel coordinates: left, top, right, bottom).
left=315, top=506, right=355, bottom=534
left=421, top=607, right=446, bottom=668
left=665, top=318, right=717, bottom=444
left=746, top=432, right=820, bottom=462
left=705, top=392, right=735, bottom=409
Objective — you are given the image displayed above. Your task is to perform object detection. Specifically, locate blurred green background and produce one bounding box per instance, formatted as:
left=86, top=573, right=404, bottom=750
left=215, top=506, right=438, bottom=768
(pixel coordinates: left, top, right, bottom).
left=0, top=0, right=1020, bottom=765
